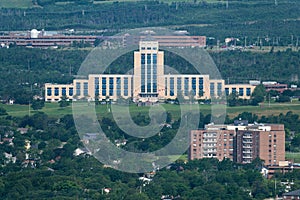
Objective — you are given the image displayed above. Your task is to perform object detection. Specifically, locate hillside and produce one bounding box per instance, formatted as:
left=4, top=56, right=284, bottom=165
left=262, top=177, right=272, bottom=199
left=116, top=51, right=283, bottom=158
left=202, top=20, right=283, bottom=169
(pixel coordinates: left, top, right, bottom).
left=0, top=0, right=299, bottom=47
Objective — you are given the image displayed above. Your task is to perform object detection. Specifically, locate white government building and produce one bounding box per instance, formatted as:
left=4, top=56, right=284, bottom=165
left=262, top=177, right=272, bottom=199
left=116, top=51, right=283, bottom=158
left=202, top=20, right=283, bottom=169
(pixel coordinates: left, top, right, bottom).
left=45, top=41, right=255, bottom=102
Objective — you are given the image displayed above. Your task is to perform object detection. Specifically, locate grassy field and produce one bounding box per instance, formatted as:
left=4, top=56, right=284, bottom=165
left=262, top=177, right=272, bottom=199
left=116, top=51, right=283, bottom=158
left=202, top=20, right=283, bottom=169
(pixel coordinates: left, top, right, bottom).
left=1, top=101, right=300, bottom=119
left=286, top=152, right=300, bottom=163
left=0, top=0, right=33, bottom=8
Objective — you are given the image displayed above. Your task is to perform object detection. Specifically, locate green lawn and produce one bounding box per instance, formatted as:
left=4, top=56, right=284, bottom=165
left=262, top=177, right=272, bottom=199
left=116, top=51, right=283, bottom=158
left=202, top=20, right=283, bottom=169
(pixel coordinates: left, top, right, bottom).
left=1, top=101, right=300, bottom=119
left=286, top=152, right=300, bottom=163
left=0, top=0, right=33, bottom=8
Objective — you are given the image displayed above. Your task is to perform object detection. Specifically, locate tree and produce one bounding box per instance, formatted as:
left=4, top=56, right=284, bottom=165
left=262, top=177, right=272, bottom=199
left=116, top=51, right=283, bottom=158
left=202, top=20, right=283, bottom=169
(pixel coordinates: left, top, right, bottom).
left=276, top=95, right=291, bottom=103
left=59, top=96, right=70, bottom=108
left=251, top=84, right=266, bottom=105
left=0, top=107, right=7, bottom=116
left=31, top=99, right=45, bottom=110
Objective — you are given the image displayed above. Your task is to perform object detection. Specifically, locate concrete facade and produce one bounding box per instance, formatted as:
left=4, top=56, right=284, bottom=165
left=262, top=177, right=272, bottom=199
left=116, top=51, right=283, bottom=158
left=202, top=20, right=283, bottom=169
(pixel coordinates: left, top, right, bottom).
left=45, top=41, right=256, bottom=102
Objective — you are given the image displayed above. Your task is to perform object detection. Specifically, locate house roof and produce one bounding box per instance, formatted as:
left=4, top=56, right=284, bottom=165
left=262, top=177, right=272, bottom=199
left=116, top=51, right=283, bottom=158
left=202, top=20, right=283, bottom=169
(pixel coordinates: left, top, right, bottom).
left=283, top=189, right=300, bottom=196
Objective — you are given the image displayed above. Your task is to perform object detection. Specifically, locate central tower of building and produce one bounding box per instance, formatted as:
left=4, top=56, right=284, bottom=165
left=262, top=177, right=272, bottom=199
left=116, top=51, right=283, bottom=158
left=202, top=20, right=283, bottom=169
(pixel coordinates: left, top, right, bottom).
left=133, top=41, right=164, bottom=102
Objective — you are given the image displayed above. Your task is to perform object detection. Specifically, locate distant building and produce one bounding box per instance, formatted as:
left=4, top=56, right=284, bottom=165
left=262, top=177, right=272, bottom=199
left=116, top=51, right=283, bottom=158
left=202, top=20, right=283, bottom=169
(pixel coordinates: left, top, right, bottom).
left=45, top=41, right=255, bottom=102
left=282, top=189, right=300, bottom=200
left=0, top=30, right=206, bottom=48
left=189, top=122, right=285, bottom=166
left=263, top=83, right=288, bottom=93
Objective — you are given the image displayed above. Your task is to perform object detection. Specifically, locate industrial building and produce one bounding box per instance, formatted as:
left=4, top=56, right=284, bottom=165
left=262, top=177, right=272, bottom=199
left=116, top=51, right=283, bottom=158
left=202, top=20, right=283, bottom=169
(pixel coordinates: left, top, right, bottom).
left=0, top=29, right=206, bottom=48
left=45, top=40, right=256, bottom=102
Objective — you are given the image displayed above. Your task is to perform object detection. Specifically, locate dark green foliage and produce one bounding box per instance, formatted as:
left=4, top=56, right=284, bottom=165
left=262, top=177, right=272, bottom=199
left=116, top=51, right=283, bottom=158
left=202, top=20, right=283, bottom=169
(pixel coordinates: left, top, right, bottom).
left=31, top=99, right=45, bottom=110
left=0, top=109, right=300, bottom=199
left=0, top=107, right=7, bottom=115
left=251, top=84, right=267, bottom=105
left=0, top=0, right=299, bottom=46
left=276, top=95, right=291, bottom=103
left=59, top=96, right=70, bottom=108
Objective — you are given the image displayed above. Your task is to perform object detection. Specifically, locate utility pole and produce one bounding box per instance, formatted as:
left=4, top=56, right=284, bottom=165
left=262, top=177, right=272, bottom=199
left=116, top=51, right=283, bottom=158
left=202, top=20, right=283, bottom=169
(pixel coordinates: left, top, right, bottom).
left=226, top=0, right=229, bottom=9
left=244, top=36, right=247, bottom=47
left=275, top=0, right=278, bottom=6
left=28, top=101, right=31, bottom=116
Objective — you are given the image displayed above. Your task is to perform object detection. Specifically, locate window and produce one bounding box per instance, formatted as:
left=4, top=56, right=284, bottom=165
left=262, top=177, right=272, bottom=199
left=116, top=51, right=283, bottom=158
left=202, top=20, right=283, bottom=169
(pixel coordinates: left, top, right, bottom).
left=232, top=88, right=236, bottom=94
left=54, top=87, right=59, bottom=96
left=147, top=54, right=151, bottom=64
left=165, top=78, right=168, bottom=96
left=184, top=77, right=189, bottom=96
left=170, top=77, right=174, bottom=96
left=192, top=78, right=196, bottom=96
left=210, top=83, right=215, bottom=96
left=102, top=78, right=106, bottom=96
left=141, top=54, right=145, bottom=64
left=109, top=77, right=114, bottom=96
left=225, top=88, right=229, bottom=96
left=124, top=77, right=128, bottom=96
left=217, top=83, right=222, bottom=96
left=239, top=88, right=244, bottom=96
left=152, top=54, right=157, bottom=64
left=62, top=87, right=66, bottom=96
left=69, top=88, right=73, bottom=96
left=199, top=78, right=203, bottom=96
left=47, top=88, right=52, bottom=96
left=84, top=83, right=88, bottom=96
left=246, top=88, right=251, bottom=96
left=116, top=77, right=121, bottom=96
left=95, top=78, right=99, bottom=96
left=177, top=78, right=182, bottom=96
left=76, top=82, right=81, bottom=96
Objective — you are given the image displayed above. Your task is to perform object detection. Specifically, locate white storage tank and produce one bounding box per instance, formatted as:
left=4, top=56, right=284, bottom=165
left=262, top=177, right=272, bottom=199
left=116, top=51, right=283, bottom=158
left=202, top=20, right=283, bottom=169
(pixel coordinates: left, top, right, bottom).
left=30, top=29, right=40, bottom=38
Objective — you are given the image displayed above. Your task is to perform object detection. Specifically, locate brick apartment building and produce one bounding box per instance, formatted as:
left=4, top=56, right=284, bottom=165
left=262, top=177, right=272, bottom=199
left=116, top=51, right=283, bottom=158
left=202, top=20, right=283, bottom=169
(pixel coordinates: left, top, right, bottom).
left=189, top=121, right=285, bottom=166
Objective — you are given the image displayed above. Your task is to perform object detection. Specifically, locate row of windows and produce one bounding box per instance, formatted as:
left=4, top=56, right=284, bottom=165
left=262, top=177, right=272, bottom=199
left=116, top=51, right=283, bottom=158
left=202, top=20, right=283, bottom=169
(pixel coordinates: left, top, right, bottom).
left=165, top=77, right=204, bottom=97
left=225, top=87, right=251, bottom=96
left=47, top=87, right=73, bottom=96
left=141, top=46, right=157, bottom=50
left=141, top=53, right=157, bottom=94
left=96, top=77, right=129, bottom=97
left=210, top=82, right=223, bottom=96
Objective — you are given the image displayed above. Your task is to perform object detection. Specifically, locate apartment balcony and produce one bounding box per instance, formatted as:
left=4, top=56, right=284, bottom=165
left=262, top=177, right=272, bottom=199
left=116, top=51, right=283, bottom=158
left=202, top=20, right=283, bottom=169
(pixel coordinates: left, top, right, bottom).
left=242, top=160, right=252, bottom=164
left=203, top=134, right=217, bottom=138
left=243, top=145, right=252, bottom=148
left=243, top=155, right=252, bottom=159
left=242, top=140, right=252, bottom=144
left=202, top=146, right=216, bottom=149
left=203, top=149, right=217, bottom=153
left=243, top=150, right=252, bottom=154
left=243, top=135, right=252, bottom=139
left=203, top=140, right=217, bottom=143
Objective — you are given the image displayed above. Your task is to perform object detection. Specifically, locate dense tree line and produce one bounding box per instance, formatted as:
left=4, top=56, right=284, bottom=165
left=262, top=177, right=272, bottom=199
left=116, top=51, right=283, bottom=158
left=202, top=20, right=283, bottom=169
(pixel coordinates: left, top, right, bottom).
left=0, top=0, right=299, bottom=45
